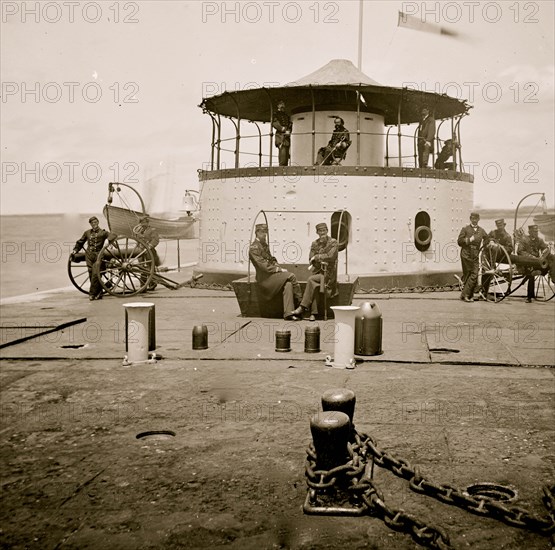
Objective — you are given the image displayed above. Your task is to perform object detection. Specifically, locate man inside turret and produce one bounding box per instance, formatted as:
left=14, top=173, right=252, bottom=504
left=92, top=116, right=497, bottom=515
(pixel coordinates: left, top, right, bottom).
left=434, top=138, right=458, bottom=170
left=272, top=100, right=292, bottom=167
left=315, top=117, right=351, bottom=165
left=417, top=106, right=435, bottom=168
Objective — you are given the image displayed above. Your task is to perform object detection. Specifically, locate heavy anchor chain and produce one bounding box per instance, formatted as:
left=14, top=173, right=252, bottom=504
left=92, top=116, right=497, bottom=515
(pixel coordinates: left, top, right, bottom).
left=305, top=436, right=453, bottom=549
left=358, top=430, right=555, bottom=537
left=305, top=390, right=553, bottom=548
left=187, top=281, right=459, bottom=294
left=306, top=431, right=554, bottom=547
left=356, top=284, right=460, bottom=294
left=353, top=476, right=453, bottom=550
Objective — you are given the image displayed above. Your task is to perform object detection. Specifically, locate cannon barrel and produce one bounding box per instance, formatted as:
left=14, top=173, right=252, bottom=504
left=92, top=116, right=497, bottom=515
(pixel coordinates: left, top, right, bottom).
left=510, top=254, right=549, bottom=270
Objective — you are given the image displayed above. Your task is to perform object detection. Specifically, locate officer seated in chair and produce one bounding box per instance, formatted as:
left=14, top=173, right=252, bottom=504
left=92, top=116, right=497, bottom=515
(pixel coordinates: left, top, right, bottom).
left=315, top=117, right=351, bottom=166
left=434, top=139, right=459, bottom=170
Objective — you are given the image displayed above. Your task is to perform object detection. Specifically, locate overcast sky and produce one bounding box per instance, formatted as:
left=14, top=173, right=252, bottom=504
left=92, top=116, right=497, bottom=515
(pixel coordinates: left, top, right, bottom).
left=1, top=0, right=553, bottom=215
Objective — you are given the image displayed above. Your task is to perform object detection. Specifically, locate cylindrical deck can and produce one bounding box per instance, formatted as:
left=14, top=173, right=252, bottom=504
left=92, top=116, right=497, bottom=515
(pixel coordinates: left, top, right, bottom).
left=275, top=330, right=291, bottom=352
left=304, top=325, right=321, bottom=353
left=192, top=325, right=208, bottom=350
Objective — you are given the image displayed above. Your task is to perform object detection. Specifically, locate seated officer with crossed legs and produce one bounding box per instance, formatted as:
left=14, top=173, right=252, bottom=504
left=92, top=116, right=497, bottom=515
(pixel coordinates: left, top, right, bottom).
left=292, top=222, right=339, bottom=321
left=249, top=223, right=302, bottom=320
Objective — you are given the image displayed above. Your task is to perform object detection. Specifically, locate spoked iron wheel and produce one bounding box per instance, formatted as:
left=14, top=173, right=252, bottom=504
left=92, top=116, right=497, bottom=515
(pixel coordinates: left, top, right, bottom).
left=67, top=252, right=92, bottom=294
left=97, top=236, right=155, bottom=297
left=534, top=272, right=555, bottom=302
left=479, top=244, right=513, bottom=302
left=67, top=252, right=110, bottom=295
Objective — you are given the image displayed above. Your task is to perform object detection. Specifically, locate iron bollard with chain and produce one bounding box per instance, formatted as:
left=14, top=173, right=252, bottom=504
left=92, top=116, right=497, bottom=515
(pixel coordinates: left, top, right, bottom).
left=305, top=389, right=555, bottom=549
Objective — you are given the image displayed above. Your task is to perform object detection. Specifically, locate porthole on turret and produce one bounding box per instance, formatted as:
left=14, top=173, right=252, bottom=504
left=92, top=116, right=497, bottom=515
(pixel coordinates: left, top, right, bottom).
left=414, top=211, right=432, bottom=252
left=331, top=210, right=351, bottom=252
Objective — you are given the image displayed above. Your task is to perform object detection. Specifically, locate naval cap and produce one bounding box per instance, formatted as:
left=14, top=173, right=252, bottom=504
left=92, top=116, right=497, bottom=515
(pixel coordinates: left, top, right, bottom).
left=470, top=212, right=480, bottom=219
left=529, top=224, right=539, bottom=231
left=255, top=223, right=268, bottom=232
left=315, top=223, right=328, bottom=231
left=495, top=218, right=505, bottom=226
left=88, top=216, right=99, bottom=223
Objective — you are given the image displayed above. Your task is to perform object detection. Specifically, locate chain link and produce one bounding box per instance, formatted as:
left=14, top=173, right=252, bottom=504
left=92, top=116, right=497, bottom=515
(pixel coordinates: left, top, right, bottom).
left=358, top=430, right=555, bottom=536
left=306, top=439, right=454, bottom=549
left=184, top=280, right=460, bottom=294
left=305, top=430, right=555, bottom=548
left=356, top=284, right=460, bottom=294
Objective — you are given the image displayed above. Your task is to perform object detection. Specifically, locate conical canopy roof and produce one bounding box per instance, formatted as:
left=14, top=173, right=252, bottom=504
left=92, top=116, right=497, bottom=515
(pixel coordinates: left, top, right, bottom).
left=200, top=59, right=470, bottom=125
left=286, top=59, right=382, bottom=86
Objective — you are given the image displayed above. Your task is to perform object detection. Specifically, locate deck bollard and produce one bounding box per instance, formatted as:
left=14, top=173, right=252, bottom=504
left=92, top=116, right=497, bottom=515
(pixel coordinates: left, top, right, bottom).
left=192, top=325, right=208, bottom=350
left=322, top=388, right=356, bottom=422
left=310, top=411, right=351, bottom=470
left=304, top=325, right=321, bottom=353
left=275, top=330, right=291, bottom=352
left=122, top=302, right=157, bottom=366
left=327, top=306, right=360, bottom=369
left=125, top=304, right=156, bottom=352
left=354, top=302, right=383, bottom=356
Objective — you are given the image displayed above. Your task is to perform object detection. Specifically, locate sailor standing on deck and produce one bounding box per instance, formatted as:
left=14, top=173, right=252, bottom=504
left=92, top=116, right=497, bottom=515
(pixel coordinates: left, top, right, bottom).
left=292, top=223, right=338, bottom=321
left=249, top=224, right=302, bottom=320
left=457, top=212, right=488, bottom=302
left=71, top=216, right=116, bottom=301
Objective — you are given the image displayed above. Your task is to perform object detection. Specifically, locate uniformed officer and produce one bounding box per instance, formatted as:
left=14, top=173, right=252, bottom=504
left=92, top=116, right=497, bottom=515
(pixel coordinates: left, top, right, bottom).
left=272, top=100, right=292, bottom=167
left=133, top=215, right=161, bottom=291
left=249, top=224, right=302, bottom=319
left=488, top=218, right=514, bottom=254
left=457, top=212, right=488, bottom=302
left=292, top=222, right=338, bottom=321
left=481, top=218, right=514, bottom=298
left=517, top=224, right=555, bottom=302
left=72, top=216, right=116, bottom=301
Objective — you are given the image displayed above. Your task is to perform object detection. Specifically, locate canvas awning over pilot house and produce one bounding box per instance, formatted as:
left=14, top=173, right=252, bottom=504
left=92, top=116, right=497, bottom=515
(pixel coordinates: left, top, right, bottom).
left=201, top=59, right=470, bottom=125
left=199, top=59, right=472, bottom=169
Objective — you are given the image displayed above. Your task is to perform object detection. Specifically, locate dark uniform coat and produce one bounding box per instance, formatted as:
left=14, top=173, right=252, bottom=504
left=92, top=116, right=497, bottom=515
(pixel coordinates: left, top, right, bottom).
left=249, top=239, right=291, bottom=299
left=73, top=227, right=116, bottom=297
left=457, top=224, right=488, bottom=260
left=519, top=235, right=548, bottom=258
left=309, top=236, right=339, bottom=297
left=417, top=116, right=435, bottom=151
left=272, top=110, right=292, bottom=148
left=134, top=225, right=161, bottom=266
left=487, top=228, right=513, bottom=254
left=74, top=228, right=116, bottom=261
left=517, top=234, right=554, bottom=298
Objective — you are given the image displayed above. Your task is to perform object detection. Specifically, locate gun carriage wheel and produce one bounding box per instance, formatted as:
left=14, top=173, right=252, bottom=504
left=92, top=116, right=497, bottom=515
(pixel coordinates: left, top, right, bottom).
left=96, top=236, right=155, bottom=297
left=67, top=252, right=111, bottom=296
left=533, top=271, right=555, bottom=302
left=478, top=243, right=513, bottom=302
left=67, top=252, right=93, bottom=295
